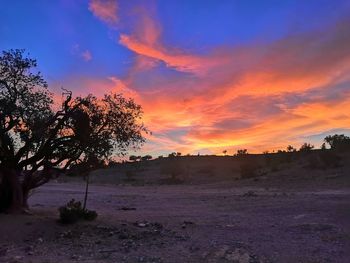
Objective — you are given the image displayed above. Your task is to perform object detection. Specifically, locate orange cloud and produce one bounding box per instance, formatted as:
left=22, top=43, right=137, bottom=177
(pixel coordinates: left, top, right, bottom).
left=119, top=34, right=222, bottom=74
left=89, top=0, right=118, bottom=26
left=81, top=6, right=350, bottom=156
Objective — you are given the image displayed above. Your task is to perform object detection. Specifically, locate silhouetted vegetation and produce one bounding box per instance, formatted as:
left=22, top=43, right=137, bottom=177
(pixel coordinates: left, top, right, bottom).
left=0, top=49, right=147, bottom=213
left=324, top=134, right=350, bottom=152
left=58, top=199, right=97, bottom=224
left=129, top=155, right=141, bottom=162
left=299, top=143, right=314, bottom=152
left=141, top=155, right=153, bottom=161
left=286, top=145, right=296, bottom=152
left=236, top=149, right=248, bottom=156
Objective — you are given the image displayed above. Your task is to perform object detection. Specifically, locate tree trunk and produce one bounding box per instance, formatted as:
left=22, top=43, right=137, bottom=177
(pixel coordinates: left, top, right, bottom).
left=0, top=168, right=26, bottom=213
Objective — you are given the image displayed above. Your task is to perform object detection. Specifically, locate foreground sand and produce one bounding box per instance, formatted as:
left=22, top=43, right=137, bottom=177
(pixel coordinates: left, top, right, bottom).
left=0, top=177, right=349, bottom=263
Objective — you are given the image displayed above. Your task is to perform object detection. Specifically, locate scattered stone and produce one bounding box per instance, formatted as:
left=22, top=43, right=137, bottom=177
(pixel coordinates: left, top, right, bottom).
left=71, top=254, right=82, bottom=260
left=118, top=206, right=136, bottom=211
left=293, top=214, right=306, bottom=220
left=60, top=230, right=73, bottom=238
left=225, top=249, right=251, bottom=263
left=135, top=221, right=149, bottom=228
left=243, top=191, right=258, bottom=197
left=181, top=220, right=195, bottom=228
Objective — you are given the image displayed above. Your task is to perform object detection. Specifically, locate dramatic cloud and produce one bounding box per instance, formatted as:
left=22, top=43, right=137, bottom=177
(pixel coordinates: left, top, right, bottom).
left=89, top=0, right=118, bottom=26
left=83, top=3, right=350, bottom=155
left=116, top=14, right=350, bottom=155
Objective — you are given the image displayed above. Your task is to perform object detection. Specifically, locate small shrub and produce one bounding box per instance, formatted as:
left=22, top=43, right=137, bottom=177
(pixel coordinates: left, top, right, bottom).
left=236, top=149, right=248, bottom=156
left=59, top=199, right=97, bottom=224
left=83, top=210, right=98, bottom=221
left=299, top=143, right=314, bottom=152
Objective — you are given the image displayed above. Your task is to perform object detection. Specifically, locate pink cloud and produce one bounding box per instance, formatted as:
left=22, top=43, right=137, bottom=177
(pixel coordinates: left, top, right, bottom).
left=89, top=0, right=118, bottom=26
left=81, top=50, right=92, bottom=61
left=82, top=4, right=350, bottom=155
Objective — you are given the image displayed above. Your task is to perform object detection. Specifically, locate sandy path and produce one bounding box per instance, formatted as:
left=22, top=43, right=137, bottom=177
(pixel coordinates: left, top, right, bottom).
left=0, top=182, right=349, bottom=262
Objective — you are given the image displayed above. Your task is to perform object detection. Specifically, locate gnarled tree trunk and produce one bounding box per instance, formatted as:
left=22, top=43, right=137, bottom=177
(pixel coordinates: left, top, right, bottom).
left=0, top=168, right=27, bottom=213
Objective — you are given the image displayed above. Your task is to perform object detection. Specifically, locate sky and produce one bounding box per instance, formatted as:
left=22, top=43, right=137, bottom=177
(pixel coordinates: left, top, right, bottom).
left=1, top=0, right=350, bottom=157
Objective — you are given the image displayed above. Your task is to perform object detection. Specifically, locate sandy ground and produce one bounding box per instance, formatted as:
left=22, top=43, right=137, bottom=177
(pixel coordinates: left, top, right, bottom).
left=0, top=177, right=349, bottom=263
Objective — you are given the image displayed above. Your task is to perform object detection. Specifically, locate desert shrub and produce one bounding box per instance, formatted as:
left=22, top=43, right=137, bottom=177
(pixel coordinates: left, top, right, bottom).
left=83, top=210, right=98, bottom=221
left=59, top=199, right=97, bottom=224
left=236, top=149, right=248, bottom=156
left=299, top=143, right=314, bottom=152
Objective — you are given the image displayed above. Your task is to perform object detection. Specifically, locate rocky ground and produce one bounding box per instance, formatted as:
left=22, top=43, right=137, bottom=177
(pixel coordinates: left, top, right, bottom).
left=0, top=171, right=349, bottom=263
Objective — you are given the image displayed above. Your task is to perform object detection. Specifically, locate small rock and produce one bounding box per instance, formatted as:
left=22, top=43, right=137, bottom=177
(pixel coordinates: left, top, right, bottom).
left=243, top=191, right=258, bottom=197
left=118, top=206, right=136, bottom=211
left=136, top=222, right=148, bottom=228
left=71, top=254, right=81, bottom=260
left=24, top=245, right=33, bottom=252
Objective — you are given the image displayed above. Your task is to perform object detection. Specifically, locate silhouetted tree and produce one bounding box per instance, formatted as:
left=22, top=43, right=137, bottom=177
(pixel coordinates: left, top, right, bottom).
left=324, top=134, right=350, bottom=152
left=168, top=152, right=176, bottom=158
left=222, top=150, right=227, bottom=155
left=0, top=49, right=147, bottom=213
left=236, top=149, right=248, bottom=156
left=141, top=155, right=152, bottom=161
left=299, top=143, right=314, bottom=152
left=286, top=145, right=296, bottom=152
left=129, top=155, right=140, bottom=162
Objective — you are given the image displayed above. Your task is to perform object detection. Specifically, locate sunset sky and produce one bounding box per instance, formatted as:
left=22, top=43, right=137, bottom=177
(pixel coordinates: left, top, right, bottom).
left=1, top=0, right=350, bottom=156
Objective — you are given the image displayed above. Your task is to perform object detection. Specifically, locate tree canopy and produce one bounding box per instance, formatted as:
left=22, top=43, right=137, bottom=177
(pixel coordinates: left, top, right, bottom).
left=324, top=134, right=350, bottom=151
left=0, top=49, right=148, bottom=212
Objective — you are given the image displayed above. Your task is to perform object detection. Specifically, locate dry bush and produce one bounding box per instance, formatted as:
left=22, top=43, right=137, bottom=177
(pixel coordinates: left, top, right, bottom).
left=59, top=199, right=97, bottom=224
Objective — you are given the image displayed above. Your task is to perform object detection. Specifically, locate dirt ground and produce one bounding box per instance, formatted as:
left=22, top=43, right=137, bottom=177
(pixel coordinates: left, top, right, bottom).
left=0, top=170, right=349, bottom=263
